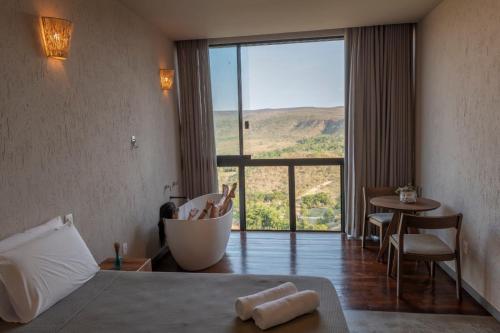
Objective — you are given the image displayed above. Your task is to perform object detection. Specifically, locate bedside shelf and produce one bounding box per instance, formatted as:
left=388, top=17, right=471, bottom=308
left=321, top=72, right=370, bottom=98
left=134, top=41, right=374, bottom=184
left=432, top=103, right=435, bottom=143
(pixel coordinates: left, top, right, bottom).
left=99, top=257, right=152, bottom=272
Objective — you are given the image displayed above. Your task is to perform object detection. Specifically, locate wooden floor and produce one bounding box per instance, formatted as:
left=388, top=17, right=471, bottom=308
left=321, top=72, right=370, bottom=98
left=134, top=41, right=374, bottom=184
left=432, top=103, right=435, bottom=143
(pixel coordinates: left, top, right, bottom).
left=154, top=232, right=489, bottom=315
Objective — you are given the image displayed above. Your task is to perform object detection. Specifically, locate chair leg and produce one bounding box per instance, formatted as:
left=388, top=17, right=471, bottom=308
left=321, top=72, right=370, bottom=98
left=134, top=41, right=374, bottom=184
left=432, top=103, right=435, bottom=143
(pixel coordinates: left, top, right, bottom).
left=396, top=252, right=402, bottom=298
left=391, top=250, right=397, bottom=277
left=456, top=253, right=462, bottom=300
left=379, top=225, right=384, bottom=250
left=361, top=218, right=367, bottom=248
left=387, top=242, right=393, bottom=277
left=430, top=261, right=435, bottom=279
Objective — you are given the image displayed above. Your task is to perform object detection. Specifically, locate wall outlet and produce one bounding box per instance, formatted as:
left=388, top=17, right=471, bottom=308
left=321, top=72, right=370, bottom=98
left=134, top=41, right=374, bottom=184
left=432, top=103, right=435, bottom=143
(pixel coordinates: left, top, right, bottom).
left=122, top=242, right=128, bottom=256
left=463, top=240, right=469, bottom=255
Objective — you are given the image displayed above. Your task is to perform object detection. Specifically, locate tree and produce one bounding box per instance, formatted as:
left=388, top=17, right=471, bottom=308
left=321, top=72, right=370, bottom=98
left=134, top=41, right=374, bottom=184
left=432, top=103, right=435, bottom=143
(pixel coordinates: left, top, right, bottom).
left=301, top=192, right=332, bottom=209
left=246, top=202, right=287, bottom=230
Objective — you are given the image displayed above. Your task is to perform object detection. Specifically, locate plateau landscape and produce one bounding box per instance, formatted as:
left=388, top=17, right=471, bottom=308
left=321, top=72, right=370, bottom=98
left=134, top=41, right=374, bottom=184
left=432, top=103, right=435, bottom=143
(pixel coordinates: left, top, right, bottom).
left=215, top=106, right=345, bottom=231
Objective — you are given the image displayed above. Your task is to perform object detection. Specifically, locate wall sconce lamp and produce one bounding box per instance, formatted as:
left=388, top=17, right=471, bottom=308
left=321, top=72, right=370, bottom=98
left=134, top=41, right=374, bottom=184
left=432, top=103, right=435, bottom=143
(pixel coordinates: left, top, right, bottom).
left=159, top=69, right=175, bottom=90
left=40, top=17, right=73, bottom=60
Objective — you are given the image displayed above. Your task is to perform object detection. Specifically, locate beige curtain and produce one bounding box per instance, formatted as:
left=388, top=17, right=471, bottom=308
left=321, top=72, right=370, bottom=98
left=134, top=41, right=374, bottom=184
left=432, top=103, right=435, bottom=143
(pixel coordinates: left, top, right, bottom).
left=176, top=39, right=218, bottom=199
left=345, top=24, right=415, bottom=237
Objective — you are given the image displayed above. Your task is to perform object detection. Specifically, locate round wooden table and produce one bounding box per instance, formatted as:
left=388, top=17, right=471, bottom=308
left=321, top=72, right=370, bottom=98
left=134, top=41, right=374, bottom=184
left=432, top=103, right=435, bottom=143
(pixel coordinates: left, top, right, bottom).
left=369, top=195, right=441, bottom=261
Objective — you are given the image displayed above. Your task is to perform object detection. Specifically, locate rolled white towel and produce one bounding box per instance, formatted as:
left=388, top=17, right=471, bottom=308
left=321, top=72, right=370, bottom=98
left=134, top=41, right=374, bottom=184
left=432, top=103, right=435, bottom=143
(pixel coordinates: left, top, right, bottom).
left=235, top=282, right=298, bottom=320
left=252, top=290, right=320, bottom=330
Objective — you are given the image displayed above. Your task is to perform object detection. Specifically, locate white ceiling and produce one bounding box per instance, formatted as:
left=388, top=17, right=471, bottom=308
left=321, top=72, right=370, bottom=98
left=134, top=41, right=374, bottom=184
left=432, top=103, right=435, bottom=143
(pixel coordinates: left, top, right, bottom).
left=120, top=0, right=442, bottom=41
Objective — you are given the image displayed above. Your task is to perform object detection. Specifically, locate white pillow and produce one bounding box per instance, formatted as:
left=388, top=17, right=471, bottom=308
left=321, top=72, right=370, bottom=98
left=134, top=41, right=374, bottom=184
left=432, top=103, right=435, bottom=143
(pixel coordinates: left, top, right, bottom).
left=0, top=221, right=99, bottom=323
left=0, top=216, right=64, bottom=253
left=0, top=216, right=65, bottom=322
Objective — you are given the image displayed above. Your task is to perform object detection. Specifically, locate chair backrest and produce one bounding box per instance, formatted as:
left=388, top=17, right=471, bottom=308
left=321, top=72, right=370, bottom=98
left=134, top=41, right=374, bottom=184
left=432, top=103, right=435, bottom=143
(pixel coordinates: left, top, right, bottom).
left=362, top=186, right=397, bottom=218
left=400, top=213, right=462, bottom=230
left=398, top=213, right=463, bottom=251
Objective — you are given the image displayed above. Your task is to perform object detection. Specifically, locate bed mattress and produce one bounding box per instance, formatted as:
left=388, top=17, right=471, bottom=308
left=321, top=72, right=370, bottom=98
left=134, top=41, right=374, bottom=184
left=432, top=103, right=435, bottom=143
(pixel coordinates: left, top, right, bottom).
left=0, top=271, right=349, bottom=332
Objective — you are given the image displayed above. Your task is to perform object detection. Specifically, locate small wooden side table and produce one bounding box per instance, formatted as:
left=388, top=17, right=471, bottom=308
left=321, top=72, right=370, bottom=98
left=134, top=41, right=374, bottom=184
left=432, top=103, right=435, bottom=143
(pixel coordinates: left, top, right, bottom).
left=99, top=257, right=152, bottom=272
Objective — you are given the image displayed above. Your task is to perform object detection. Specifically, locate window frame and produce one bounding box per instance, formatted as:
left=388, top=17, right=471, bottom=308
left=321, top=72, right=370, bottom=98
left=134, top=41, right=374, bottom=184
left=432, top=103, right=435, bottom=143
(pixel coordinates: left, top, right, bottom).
left=210, top=36, right=346, bottom=232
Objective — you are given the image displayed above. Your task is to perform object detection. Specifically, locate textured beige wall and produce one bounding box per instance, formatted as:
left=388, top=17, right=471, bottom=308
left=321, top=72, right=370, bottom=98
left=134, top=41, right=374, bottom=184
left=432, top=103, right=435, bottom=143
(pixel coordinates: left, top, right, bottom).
left=0, top=0, right=181, bottom=261
left=417, top=0, right=500, bottom=311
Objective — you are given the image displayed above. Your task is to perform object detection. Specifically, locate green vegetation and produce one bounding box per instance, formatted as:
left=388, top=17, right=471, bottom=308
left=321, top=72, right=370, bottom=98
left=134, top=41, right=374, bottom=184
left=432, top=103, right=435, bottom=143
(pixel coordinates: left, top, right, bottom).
left=301, top=192, right=332, bottom=208
left=297, top=193, right=342, bottom=231
left=215, top=107, right=345, bottom=231
left=246, top=201, right=288, bottom=230
left=255, top=134, right=344, bottom=159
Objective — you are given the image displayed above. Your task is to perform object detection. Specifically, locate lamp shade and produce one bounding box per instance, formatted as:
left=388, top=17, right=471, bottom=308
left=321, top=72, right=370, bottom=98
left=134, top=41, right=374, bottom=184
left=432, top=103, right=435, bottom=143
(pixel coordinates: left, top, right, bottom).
left=159, top=69, right=175, bottom=90
left=40, top=17, right=73, bottom=60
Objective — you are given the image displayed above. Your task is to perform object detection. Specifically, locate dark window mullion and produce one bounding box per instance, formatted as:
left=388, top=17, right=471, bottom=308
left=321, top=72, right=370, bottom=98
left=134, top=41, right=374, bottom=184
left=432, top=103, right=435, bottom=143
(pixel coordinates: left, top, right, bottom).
left=237, top=45, right=243, bottom=156
left=236, top=45, right=247, bottom=230
left=238, top=166, right=246, bottom=231
left=289, top=165, right=296, bottom=231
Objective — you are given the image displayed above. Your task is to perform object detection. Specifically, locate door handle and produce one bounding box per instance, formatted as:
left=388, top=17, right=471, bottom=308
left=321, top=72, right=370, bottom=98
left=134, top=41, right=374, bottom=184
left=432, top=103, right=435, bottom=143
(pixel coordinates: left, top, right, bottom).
left=244, top=120, right=250, bottom=129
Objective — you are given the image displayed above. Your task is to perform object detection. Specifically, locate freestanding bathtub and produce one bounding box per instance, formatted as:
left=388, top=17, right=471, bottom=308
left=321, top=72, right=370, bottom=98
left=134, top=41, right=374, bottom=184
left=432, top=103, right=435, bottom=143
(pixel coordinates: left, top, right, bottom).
left=163, top=193, right=233, bottom=271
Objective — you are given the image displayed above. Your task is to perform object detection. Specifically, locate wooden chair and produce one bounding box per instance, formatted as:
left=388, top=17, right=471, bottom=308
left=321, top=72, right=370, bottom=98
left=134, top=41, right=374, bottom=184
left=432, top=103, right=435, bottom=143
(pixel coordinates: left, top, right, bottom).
left=361, top=187, right=397, bottom=249
left=387, top=213, right=463, bottom=299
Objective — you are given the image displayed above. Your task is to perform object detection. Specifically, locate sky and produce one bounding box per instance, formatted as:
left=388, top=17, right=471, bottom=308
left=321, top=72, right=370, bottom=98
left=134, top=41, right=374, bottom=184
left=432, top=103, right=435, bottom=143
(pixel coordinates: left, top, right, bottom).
left=209, top=39, right=344, bottom=111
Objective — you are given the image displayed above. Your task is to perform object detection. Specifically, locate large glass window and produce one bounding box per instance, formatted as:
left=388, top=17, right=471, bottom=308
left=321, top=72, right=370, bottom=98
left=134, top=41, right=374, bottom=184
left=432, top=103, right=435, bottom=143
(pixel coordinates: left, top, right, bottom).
left=245, top=166, right=289, bottom=230
left=209, top=39, right=345, bottom=232
left=241, top=40, right=344, bottom=159
left=295, top=166, right=342, bottom=231
left=209, top=46, right=239, bottom=156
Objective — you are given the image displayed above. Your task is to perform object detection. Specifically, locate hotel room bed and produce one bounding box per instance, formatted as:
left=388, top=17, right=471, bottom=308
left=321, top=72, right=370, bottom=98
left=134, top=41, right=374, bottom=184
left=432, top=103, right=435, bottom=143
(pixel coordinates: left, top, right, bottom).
left=0, top=270, right=349, bottom=332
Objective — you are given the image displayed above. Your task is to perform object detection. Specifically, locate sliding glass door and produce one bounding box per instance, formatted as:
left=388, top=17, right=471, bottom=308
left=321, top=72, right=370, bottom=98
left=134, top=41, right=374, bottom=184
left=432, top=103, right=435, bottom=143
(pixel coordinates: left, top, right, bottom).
left=210, top=38, right=345, bottom=231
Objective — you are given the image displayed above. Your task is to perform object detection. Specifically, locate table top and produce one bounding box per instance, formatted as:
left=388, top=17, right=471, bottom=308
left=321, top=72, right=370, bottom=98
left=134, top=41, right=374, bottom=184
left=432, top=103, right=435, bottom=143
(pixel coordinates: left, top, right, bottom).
left=99, top=257, right=151, bottom=272
left=370, top=195, right=440, bottom=212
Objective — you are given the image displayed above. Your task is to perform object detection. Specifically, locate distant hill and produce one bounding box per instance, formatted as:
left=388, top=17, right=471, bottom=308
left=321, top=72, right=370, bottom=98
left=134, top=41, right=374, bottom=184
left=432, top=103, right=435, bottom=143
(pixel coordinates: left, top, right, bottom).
left=215, top=106, right=345, bottom=231
left=214, top=106, right=345, bottom=158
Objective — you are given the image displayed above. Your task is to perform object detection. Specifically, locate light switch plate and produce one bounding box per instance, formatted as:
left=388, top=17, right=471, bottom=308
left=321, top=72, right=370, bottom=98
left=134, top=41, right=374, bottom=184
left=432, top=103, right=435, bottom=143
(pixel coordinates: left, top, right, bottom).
left=131, top=136, right=138, bottom=149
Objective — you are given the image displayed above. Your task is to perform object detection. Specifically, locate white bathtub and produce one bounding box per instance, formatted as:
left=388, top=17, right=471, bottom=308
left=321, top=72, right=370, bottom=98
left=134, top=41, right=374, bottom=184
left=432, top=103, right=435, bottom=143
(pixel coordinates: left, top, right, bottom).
left=163, top=193, right=233, bottom=271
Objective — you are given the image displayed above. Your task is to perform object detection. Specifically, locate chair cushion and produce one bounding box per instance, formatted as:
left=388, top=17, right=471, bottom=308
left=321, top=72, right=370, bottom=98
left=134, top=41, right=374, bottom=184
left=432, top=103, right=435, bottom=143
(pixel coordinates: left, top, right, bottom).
left=368, top=213, right=393, bottom=224
left=391, top=234, right=454, bottom=255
